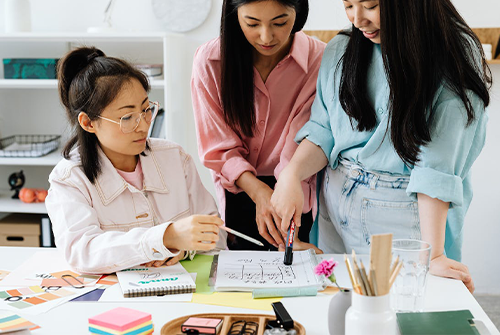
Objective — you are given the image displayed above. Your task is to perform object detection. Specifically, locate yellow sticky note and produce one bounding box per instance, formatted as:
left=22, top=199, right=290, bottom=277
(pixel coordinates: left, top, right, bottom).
left=191, top=292, right=281, bottom=311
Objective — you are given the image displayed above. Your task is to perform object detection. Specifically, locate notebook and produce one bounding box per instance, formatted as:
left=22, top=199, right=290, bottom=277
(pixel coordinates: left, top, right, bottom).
left=116, top=263, right=196, bottom=298
left=214, top=249, right=326, bottom=292
left=396, top=310, right=481, bottom=335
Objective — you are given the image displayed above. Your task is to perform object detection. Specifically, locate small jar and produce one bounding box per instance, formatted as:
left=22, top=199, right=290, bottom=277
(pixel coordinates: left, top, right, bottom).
left=345, top=292, right=397, bottom=335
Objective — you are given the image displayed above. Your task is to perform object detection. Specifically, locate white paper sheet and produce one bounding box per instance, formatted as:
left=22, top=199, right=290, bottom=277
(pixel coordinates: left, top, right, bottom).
left=0, top=250, right=81, bottom=287
left=214, top=250, right=323, bottom=292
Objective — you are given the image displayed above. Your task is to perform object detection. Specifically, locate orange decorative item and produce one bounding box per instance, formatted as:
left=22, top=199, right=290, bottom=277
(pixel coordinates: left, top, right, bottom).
left=19, top=188, right=48, bottom=203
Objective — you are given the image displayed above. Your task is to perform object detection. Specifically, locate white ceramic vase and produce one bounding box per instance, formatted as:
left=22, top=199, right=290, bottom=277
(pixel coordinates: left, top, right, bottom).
left=345, top=292, right=397, bottom=335
left=5, top=0, right=32, bottom=33
left=328, top=289, right=352, bottom=335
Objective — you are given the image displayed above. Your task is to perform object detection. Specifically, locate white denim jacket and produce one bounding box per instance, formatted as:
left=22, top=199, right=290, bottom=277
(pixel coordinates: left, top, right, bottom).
left=46, top=138, right=226, bottom=274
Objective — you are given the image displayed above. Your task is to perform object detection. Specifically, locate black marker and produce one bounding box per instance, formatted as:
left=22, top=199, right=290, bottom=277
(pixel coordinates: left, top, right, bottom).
left=283, top=220, right=296, bottom=266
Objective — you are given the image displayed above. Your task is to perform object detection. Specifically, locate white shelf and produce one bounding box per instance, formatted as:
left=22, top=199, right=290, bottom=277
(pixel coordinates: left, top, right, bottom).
left=0, top=150, right=62, bottom=166
left=0, top=31, right=181, bottom=42
left=0, top=193, right=47, bottom=214
left=0, top=79, right=165, bottom=89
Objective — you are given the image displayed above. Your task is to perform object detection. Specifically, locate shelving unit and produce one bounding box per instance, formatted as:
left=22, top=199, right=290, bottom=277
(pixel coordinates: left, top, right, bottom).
left=0, top=31, right=188, bottom=245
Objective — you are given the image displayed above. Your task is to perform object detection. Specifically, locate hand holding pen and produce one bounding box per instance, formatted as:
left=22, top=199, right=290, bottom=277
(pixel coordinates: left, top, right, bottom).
left=284, top=220, right=297, bottom=265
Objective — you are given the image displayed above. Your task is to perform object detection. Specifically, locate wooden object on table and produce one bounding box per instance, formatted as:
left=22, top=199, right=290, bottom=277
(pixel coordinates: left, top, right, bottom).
left=369, top=233, right=393, bottom=296
left=161, top=313, right=305, bottom=335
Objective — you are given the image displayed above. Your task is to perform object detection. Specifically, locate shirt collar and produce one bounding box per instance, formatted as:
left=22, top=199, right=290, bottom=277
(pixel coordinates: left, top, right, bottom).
left=208, top=31, right=310, bottom=73
left=95, top=141, right=169, bottom=205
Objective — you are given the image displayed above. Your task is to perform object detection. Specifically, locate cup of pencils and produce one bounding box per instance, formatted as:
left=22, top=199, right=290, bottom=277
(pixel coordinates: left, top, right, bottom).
left=391, top=239, right=431, bottom=312
left=344, top=234, right=401, bottom=335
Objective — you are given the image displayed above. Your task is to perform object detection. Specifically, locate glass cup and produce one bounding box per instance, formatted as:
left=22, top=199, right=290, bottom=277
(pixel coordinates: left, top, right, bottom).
left=391, top=239, right=431, bottom=312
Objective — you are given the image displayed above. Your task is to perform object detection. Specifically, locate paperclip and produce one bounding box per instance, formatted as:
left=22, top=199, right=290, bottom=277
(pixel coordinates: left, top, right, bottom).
left=61, top=274, right=85, bottom=289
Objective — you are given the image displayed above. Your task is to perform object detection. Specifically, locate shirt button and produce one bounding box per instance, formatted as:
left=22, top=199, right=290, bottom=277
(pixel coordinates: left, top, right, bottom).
left=152, top=248, right=162, bottom=258
left=351, top=170, right=360, bottom=177
left=253, top=147, right=259, bottom=153
left=259, top=120, right=265, bottom=126
left=378, top=108, right=384, bottom=114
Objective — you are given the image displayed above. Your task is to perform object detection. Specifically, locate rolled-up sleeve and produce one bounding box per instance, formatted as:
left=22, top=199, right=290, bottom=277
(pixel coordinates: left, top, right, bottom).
left=191, top=48, right=256, bottom=194
left=407, top=92, right=488, bottom=207
left=294, top=55, right=335, bottom=160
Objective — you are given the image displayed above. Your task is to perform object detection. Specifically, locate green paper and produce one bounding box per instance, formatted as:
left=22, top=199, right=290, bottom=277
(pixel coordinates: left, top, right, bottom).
left=180, top=254, right=214, bottom=294
left=397, top=310, right=480, bottom=335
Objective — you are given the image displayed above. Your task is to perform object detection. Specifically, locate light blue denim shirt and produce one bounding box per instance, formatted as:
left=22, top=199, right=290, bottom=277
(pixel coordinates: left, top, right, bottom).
left=296, top=34, right=488, bottom=261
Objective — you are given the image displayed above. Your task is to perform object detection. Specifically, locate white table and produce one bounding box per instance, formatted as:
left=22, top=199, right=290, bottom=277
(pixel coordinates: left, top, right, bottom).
left=0, top=247, right=498, bottom=335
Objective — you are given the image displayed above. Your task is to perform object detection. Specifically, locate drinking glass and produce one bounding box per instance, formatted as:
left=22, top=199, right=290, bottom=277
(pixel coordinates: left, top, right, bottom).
left=391, top=239, right=431, bottom=312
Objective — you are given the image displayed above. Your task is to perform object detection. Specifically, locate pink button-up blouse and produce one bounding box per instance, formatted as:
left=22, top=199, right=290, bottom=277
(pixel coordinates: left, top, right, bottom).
left=191, top=31, right=326, bottom=220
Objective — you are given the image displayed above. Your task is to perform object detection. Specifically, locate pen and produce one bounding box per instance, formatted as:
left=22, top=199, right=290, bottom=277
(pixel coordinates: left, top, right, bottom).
left=219, top=226, right=264, bottom=247
left=283, top=220, right=296, bottom=266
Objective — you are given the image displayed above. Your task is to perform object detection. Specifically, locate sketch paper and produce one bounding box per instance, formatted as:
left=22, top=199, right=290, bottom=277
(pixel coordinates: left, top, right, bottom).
left=214, top=250, right=323, bottom=292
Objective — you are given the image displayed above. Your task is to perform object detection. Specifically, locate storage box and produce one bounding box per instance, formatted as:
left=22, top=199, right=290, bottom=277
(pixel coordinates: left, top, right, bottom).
left=3, top=58, right=58, bottom=79
left=0, top=214, right=41, bottom=247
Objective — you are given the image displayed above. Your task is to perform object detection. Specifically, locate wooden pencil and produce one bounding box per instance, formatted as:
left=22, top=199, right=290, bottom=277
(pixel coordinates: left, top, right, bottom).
left=359, top=260, right=374, bottom=296
left=370, top=268, right=379, bottom=296
left=344, top=254, right=357, bottom=290
left=389, top=261, right=403, bottom=289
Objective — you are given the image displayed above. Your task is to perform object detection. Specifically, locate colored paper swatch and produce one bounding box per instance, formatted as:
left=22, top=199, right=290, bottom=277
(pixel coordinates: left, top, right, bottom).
left=0, top=285, right=77, bottom=311
left=180, top=254, right=214, bottom=294
left=191, top=292, right=280, bottom=311
left=0, top=312, right=40, bottom=332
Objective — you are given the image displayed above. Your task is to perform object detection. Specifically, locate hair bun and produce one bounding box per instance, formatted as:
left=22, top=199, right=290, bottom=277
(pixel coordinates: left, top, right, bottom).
left=57, top=47, right=106, bottom=111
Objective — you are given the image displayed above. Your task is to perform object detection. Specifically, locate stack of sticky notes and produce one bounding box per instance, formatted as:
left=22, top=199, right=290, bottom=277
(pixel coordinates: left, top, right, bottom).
left=89, top=307, right=153, bottom=335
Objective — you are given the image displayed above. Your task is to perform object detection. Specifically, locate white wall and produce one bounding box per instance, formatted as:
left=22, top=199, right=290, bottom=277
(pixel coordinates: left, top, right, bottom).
left=0, top=0, right=499, bottom=294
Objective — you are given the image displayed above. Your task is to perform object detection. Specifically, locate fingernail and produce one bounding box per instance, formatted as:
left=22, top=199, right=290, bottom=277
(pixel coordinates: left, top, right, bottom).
left=279, top=244, right=285, bottom=249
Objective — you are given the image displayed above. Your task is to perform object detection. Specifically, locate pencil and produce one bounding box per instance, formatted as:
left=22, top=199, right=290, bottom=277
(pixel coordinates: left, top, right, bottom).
left=359, top=260, right=373, bottom=296
left=370, top=268, right=379, bottom=296
left=344, top=254, right=358, bottom=292
left=389, top=261, right=403, bottom=289
left=219, top=226, right=264, bottom=247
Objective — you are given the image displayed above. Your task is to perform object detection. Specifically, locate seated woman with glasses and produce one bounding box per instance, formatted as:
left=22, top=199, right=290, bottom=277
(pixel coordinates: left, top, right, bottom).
left=46, top=46, right=226, bottom=274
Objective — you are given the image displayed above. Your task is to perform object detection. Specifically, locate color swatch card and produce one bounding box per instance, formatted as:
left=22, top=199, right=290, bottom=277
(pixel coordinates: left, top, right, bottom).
left=0, top=284, right=96, bottom=315
left=215, top=250, right=324, bottom=292
left=89, top=307, right=153, bottom=335
left=116, top=263, right=196, bottom=298
left=0, top=311, right=39, bottom=333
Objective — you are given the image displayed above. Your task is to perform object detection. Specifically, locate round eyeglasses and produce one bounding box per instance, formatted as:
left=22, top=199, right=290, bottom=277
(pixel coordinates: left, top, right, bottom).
left=98, top=101, right=159, bottom=134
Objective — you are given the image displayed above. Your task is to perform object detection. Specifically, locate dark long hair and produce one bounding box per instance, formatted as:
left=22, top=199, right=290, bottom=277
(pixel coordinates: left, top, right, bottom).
left=57, top=46, right=150, bottom=183
left=338, top=0, right=492, bottom=166
left=220, top=0, right=309, bottom=137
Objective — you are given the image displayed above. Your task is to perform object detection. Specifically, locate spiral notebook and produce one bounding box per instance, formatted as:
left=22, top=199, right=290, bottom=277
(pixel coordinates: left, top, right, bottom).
left=116, top=263, right=196, bottom=298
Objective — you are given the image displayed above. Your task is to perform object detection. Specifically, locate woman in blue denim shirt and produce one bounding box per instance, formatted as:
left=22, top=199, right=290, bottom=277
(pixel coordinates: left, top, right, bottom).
left=271, top=0, right=492, bottom=293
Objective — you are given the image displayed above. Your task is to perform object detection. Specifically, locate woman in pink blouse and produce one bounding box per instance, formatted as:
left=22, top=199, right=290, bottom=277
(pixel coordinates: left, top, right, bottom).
left=191, top=0, right=325, bottom=251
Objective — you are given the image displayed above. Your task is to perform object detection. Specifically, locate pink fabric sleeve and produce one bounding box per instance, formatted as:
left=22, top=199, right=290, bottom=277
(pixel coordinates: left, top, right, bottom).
left=191, top=49, right=256, bottom=194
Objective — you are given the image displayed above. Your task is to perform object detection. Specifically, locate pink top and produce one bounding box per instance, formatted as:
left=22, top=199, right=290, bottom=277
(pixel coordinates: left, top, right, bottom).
left=116, top=160, right=144, bottom=190
left=191, top=31, right=326, bottom=219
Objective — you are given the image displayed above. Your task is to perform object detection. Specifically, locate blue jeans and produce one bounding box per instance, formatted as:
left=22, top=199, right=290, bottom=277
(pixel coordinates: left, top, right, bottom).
left=318, top=159, right=421, bottom=254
